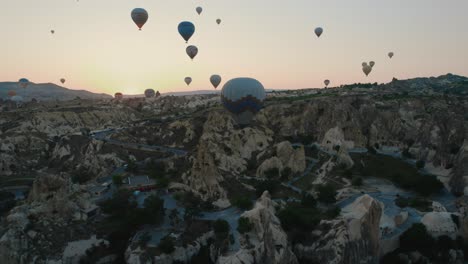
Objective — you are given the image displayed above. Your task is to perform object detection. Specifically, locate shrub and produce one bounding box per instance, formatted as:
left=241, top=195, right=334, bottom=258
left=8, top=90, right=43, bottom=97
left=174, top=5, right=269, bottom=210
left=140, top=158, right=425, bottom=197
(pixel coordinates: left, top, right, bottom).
left=158, top=236, right=175, bottom=254
left=264, top=168, right=280, bottom=179
left=325, top=206, right=341, bottom=219
left=112, top=174, right=123, bottom=186
left=231, top=196, right=253, bottom=210
left=213, top=219, right=230, bottom=235
left=416, top=160, right=426, bottom=169
left=237, top=217, right=253, bottom=234
left=352, top=177, right=363, bottom=186
left=301, top=194, right=317, bottom=208
left=399, top=223, right=434, bottom=254
left=317, top=184, right=337, bottom=204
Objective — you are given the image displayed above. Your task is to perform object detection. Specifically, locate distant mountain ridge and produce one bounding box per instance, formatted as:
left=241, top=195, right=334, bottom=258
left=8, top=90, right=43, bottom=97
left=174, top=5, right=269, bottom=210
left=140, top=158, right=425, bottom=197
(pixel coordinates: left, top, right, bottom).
left=0, top=82, right=112, bottom=101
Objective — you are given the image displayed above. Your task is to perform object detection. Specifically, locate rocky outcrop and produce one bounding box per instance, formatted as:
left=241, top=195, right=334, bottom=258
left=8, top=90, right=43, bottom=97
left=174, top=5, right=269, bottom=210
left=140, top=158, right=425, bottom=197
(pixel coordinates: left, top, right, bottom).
left=451, top=140, right=468, bottom=196
left=218, top=191, right=298, bottom=264
left=421, top=212, right=458, bottom=238
left=294, top=195, right=383, bottom=264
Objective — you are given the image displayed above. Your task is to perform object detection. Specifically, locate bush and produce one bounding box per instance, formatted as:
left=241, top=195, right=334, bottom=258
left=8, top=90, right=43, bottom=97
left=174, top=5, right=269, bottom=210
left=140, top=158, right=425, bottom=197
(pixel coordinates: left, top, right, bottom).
left=399, top=223, right=434, bottom=254
left=112, top=174, right=123, bottom=186
left=325, top=206, right=341, bottom=219
left=126, top=159, right=138, bottom=173
left=213, top=219, right=230, bottom=235
left=343, top=169, right=353, bottom=179
left=231, top=196, right=253, bottom=210
left=264, top=168, right=280, bottom=179
left=317, top=184, right=337, bottom=204
left=416, top=160, right=426, bottom=169
left=255, top=180, right=280, bottom=197
left=352, top=177, right=363, bottom=186
left=281, top=167, right=292, bottom=179
left=301, top=194, right=317, bottom=208
left=158, top=236, right=175, bottom=254
left=237, top=217, right=253, bottom=234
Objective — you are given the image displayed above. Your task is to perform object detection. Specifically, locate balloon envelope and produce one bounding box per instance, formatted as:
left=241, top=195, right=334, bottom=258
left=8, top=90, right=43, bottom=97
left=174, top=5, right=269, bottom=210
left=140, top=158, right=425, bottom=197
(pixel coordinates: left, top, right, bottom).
left=221, top=78, right=266, bottom=125
left=178, top=22, right=195, bottom=42
left=186, top=45, right=198, bottom=60
left=362, top=65, right=372, bottom=76
left=196, top=7, right=203, bottom=15
left=315, top=27, right=323, bottom=37
left=60, top=78, right=66, bottom=84
left=216, top=19, right=221, bottom=25
left=362, top=62, right=367, bottom=67
left=51, top=30, right=55, bottom=34
left=369, top=61, right=375, bottom=67
left=388, top=52, right=394, bottom=58
left=324, top=80, right=330, bottom=87
left=115, top=93, right=123, bottom=100
left=18, top=78, right=29, bottom=88
left=131, top=8, right=148, bottom=30
left=184, top=77, right=192, bottom=86
left=210, top=75, right=222, bottom=89
left=144, top=89, right=155, bottom=98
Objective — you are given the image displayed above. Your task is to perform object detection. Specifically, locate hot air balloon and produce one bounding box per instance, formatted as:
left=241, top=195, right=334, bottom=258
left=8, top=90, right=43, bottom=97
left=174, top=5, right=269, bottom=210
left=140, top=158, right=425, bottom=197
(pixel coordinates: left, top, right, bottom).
left=388, top=52, right=394, bottom=59
left=210, top=75, right=222, bottom=89
left=184, top=77, right=192, bottom=86
left=221, top=78, right=266, bottom=125
left=156, top=91, right=161, bottom=97
left=144, top=89, right=156, bottom=98
left=186, top=45, right=198, bottom=60
left=178, top=22, right=195, bottom=43
left=51, top=30, right=55, bottom=34
left=18, top=78, right=29, bottom=88
left=315, top=27, right=323, bottom=38
left=369, top=61, right=375, bottom=67
left=216, top=19, right=221, bottom=25
left=115, top=93, right=123, bottom=100
left=324, top=80, right=330, bottom=87
left=8, top=90, right=16, bottom=97
left=362, top=65, right=372, bottom=76
left=196, top=7, right=203, bottom=15
left=362, top=62, right=368, bottom=67
left=131, top=8, right=148, bottom=30
left=60, top=78, right=66, bottom=84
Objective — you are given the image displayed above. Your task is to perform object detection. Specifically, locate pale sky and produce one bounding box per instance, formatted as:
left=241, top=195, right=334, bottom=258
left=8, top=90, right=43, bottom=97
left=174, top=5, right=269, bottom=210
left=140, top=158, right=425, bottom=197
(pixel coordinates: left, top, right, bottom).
left=1, top=0, right=467, bottom=95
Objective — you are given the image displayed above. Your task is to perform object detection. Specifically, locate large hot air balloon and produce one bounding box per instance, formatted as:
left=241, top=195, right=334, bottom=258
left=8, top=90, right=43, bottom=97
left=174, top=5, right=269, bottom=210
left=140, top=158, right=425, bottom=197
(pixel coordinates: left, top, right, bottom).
left=115, top=93, right=123, bottom=100
left=196, top=7, right=203, bottom=15
left=210, top=75, right=222, bottom=89
left=131, top=8, right=148, bottom=30
left=369, top=61, right=375, bottom=67
left=184, top=77, right=192, bottom=86
left=186, top=45, right=198, bottom=60
left=60, top=78, right=66, bottom=84
left=178, top=22, right=195, bottom=43
left=216, top=19, right=221, bottom=25
left=221, top=78, right=266, bottom=125
left=8, top=90, right=16, bottom=97
left=315, top=27, right=323, bottom=38
left=324, top=80, right=330, bottom=87
left=145, top=89, right=155, bottom=98
left=388, top=52, right=394, bottom=59
left=362, top=65, right=372, bottom=76
left=18, top=78, right=29, bottom=88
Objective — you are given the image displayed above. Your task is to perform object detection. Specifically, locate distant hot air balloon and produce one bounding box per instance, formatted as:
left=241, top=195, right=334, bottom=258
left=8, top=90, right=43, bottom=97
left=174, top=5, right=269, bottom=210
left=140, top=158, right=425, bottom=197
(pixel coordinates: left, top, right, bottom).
left=362, top=65, right=372, bottom=76
left=369, top=61, right=375, bottom=68
left=131, top=8, right=148, bottom=30
left=115, top=93, right=123, bottom=100
left=362, top=62, right=368, bottom=67
left=315, top=27, right=323, bottom=38
left=18, top=78, right=29, bottom=88
left=388, top=52, right=394, bottom=59
left=51, top=30, right=55, bottom=34
left=144, top=89, right=156, bottom=98
left=60, top=78, right=66, bottom=84
left=186, top=45, right=198, bottom=60
left=216, top=19, right=221, bottom=25
left=324, top=80, right=330, bottom=87
left=156, top=91, right=161, bottom=97
left=178, top=22, right=195, bottom=43
left=196, top=7, right=203, bottom=15
left=184, top=77, right=192, bottom=86
left=210, top=75, right=222, bottom=89
left=221, top=78, right=266, bottom=125
left=8, top=90, right=16, bottom=97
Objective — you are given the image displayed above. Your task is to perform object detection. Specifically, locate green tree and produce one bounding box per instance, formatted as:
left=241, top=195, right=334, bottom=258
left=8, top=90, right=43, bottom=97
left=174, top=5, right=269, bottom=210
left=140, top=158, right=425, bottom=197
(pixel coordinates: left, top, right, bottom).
left=317, top=184, right=337, bottom=204
left=112, top=174, right=123, bottom=186
left=158, top=236, right=175, bottom=254
left=213, top=219, right=230, bottom=235
left=126, top=159, right=138, bottom=173
left=237, top=217, right=253, bottom=234
left=352, top=177, right=363, bottom=186
left=400, top=223, right=434, bottom=254
left=231, top=196, right=253, bottom=210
